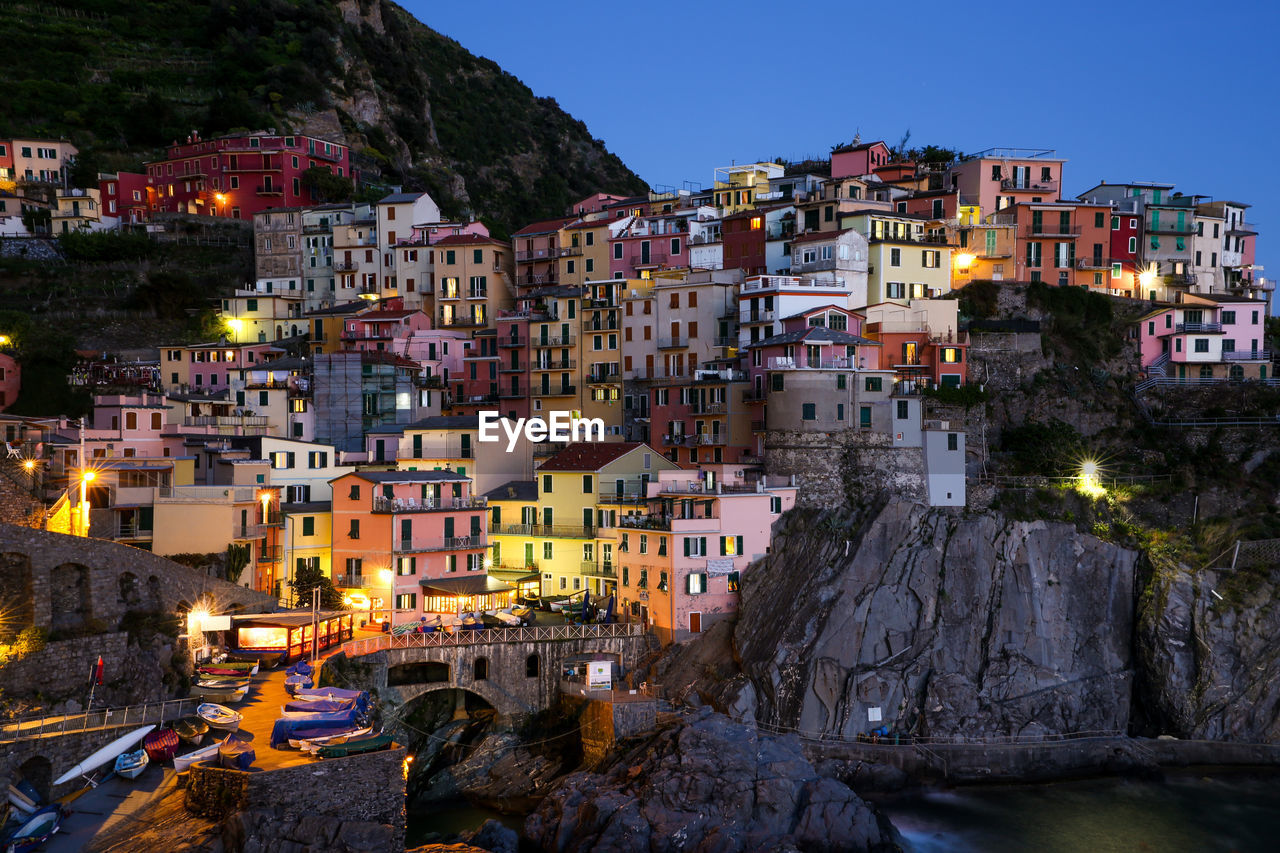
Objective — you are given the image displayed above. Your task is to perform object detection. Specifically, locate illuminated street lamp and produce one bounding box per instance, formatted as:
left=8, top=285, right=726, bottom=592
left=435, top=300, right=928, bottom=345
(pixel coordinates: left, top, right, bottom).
left=954, top=252, right=975, bottom=273
left=380, top=568, right=395, bottom=634
left=78, top=469, right=96, bottom=537
left=1137, top=264, right=1158, bottom=297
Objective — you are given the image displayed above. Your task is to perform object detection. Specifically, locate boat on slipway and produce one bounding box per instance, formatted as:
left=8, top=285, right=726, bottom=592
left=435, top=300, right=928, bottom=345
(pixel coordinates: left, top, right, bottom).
left=51, top=725, right=156, bottom=786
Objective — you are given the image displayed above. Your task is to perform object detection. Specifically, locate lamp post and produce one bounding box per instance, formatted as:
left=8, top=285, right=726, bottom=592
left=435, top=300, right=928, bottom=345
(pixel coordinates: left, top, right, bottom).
left=78, top=469, right=95, bottom=537
left=380, top=568, right=394, bottom=635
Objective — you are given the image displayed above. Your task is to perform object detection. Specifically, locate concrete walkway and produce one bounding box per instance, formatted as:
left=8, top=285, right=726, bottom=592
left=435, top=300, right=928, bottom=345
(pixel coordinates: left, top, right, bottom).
left=45, top=767, right=177, bottom=853
left=217, top=663, right=319, bottom=770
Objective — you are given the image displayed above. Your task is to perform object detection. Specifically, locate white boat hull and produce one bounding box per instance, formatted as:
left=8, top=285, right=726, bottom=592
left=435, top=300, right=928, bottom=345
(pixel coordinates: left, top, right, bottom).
left=197, top=703, right=242, bottom=731
left=173, top=743, right=221, bottom=772
left=52, top=724, right=156, bottom=786
left=7, top=787, right=37, bottom=814
left=289, top=726, right=372, bottom=751
left=114, top=750, right=149, bottom=780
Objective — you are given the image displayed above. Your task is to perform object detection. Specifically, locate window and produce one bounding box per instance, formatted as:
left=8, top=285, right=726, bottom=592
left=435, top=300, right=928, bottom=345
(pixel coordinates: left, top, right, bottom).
left=1194, top=339, right=1209, bottom=353
left=348, top=519, right=360, bottom=539
left=687, top=573, right=706, bottom=595
left=671, top=238, right=681, bottom=255
left=543, top=541, right=554, bottom=559
left=801, top=403, right=816, bottom=420
left=542, top=474, right=552, bottom=493
left=1222, top=310, right=1236, bottom=324
left=348, top=484, right=360, bottom=500
left=301, top=516, right=315, bottom=536
left=897, top=400, right=909, bottom=420
left=947, top=433, right=959, bottom=451
left=890, top=248, right=901, bottom=267
left=837, top=374, right=847, bottom=390
left=922, top=250, right=939, bottom=268
left=865, top=376, right=882, bottom=392
left=770, top=373, right=783, bottom=391
left=941, top=348, right=961, bottom=363
left=720, top=535, right=744, bottom=556
left=886, top=282, right=905, bottom=299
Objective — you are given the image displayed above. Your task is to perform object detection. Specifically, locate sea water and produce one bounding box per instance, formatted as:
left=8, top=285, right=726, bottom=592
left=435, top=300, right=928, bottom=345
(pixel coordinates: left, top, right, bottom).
left=877, top=771, right=1280, bottom=853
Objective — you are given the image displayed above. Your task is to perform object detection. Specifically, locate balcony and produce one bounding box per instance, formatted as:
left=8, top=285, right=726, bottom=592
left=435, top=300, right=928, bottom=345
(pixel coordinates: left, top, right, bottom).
left=498, top=336, right=526, bottom=348
left=583, top=320, right=619, bottom=332
left=1166, top=272, right=1198, bottom=286
left=532, top=441, right=569, bottom=457
left=587, top=367, right=620, bottom=383
left=658, top=337, right=686, bottom=349
left=258, top=546, right=282, bottom=563
left=499, top=362, right=527, bottom=373
left=498, top=385, right=530, bottom=398
left=466, top=291, right=488, bottom=300
left=531, top=335, right=576, bottom=347
left=556, top=245, right=583, bottom=258
left=1147, top=223, right=1196, bottom=235
left=114, top=523, right=153, bottom=540
left=372, top=495, right=487, bottom=513
left=413, top=536, right=485, bottom=552
left=1001, top=178, right=1059, bottom=193
left=767, top=356, right=857, bottom=370
left=439, top=316, right=488, bottom=328
left=1174, top=322, right=1221, bottom=334
left=494, top=523, right=597, bottom=539
left=618, top=512, right=717, bottom=531
left=691, top=402, right=726, bottom=415
left=333, top=261, right=358, bottom=272
left=530, top=359, right=576, bottom=371
left=744, top=311, right=776, bottom=324
left=581, top=561, right=617, bottom=578
left=662, top=434, right=687, bottom=446
left=583, top=297, right=617, bottom=309
left=693, top=433, right=727, bottom=445
left=751, top=420, right=766, bottom=432
left=333, top=574, right=370, bottom=589
left=233, top=524, right=266, bottom=540
left=182, top=415, right=270, bottom=429
left=256, top=185, right=285, bottom=196
left=1022, top=224, right=1082, bottom=238
left=515, top=248, right=555, bottom=262
left=1076, top=257, right=1112, bottom=270
left=713, top=337, right=737, bottom=348
left=532, top=384, right=577, bottom=396
left=1223, top=350, right=1272, bottom=361
left=630, top=255, right=662, bottom=267
left=517, top=273, right=559, bottom=287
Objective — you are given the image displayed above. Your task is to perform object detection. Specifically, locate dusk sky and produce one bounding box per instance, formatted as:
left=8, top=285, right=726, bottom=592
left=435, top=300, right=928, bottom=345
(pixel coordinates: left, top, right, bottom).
left=406, top=0, right=1278, bottom=301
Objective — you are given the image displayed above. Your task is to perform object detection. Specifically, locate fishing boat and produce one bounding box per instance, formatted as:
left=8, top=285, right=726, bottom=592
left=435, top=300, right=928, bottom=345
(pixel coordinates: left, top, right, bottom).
left=142, top=728, right=180, bottom=763
left=173, top=716, right=210, bottom=746
left=172, top=742, right=220, bottom=773
left=316, top=732, right=393, bottom=759
left=283, top=674, right=313, bottom=696
left=286, top=660, right=313, bottom=677
left=194, top=676, right=250, bottom=689
left=517, top=592, right=540, bottom=607
left=269, top=708, right=361, bottom=749
left=113, top=748, right=149, bottom=780
left=460, top=612, right=482, bottom=630
left=491, top=607, right=522, bottom=627
left=6, top=784, right=37, bottom=815
left=52, top=725, right=156, bottom=786
left=218, top=732, right=256, bottom=771
left=291, top=687, right=371, bottom=713
left=2, top=804, right=63, bottom=853
left=197, top=703, right=242, bottom=731
left=198, top=660, right=258, bottom=677
left=291, top=726, right=372, bottom=752
left=192, top=685, right=249, bottom=705
left=546, top=596, right=571, bottom=612
left=227, top=651, right=279, bottom=669
left=281, top=697, right=355, bottom=715
left=511, top=605, right=535, bottom=624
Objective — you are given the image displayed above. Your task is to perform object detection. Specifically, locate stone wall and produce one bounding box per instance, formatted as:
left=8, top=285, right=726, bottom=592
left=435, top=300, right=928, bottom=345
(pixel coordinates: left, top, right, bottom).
left=186, top=745, right=407, bottom=849
left=568, top=692, right=658, bottom=767
left=0, top=725, right=145, bottom=804
left=0, top=632, right=129, bottom=699
left=764, top=429, right=925, bottom=509
left=0, top=522, right=277, bottom=635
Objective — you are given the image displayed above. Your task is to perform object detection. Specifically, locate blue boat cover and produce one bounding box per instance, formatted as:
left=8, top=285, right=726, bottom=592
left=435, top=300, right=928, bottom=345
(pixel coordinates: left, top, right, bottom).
left=269, top=709, right=359, bottom=749
left=282, top=698, right=354, bottom=714
left=294, top=687, right=370, bottom=712
left=287, top=660, right=314, bottom=677
left=218, top=732, right=256, bottom=770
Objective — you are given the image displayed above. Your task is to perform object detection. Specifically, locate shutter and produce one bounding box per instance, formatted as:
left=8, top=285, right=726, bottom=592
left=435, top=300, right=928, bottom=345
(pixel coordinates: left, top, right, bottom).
left=737, top=536, right=744, bottom=555
left=684, top=537, right=691, bottom=557
left=700, top=537, right=707, bottom=556
left=720, top=536, right=727, bottom=555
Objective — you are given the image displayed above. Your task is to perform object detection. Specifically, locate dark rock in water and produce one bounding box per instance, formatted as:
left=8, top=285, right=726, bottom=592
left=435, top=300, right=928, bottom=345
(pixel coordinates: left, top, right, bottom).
left=524, top=708, right=899, bottom=852
left=463, top=819, right=519, bottom=853
left=222, top=808, right=396, bottom=852
left=418, top=731, right=566, bottom=806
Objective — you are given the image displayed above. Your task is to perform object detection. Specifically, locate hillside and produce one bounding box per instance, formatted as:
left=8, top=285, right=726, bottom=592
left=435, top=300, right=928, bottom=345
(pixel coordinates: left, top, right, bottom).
left=0, top=0, right=648, bottom=230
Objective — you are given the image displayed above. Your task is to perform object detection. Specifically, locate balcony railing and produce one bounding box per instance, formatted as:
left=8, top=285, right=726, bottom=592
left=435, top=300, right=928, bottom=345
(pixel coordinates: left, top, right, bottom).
left=531, top=336, right=576, bottom=347
left=1175, top=322, right=1222, bottom=333
left=372, top=495, right=487, bottom=513
left=588, top=367, right=621, bottom=383
left=499, top=362, right=527, bottom=373
left=333, top=574, right=369, bottom=589
left=1075, top=257, right=1111, bottom=270
left=767, top=356, right=857, bottom=370
left=498, top=385, right=530, bottom=398
left=1223, top=350, right=1271, bottom=361
left=658, top=337, right=686, bottom=349
left=713, top=337, right=737, bottom=348
left=494, top=523, right=597, bottom=539
left=498, top=336, right=526, bottom=347
left=233, top=524, right=266, bottom=539
left=1001, top=178, right=1059, bottom=193
left=517, top=273, right=558, bottom=287
left=662, top=434, right=687, bottom=446
left=258, top=546, right=282, bottom=563
left=531, top=359, right=576, bottom=371
left=114, top=524, right=153, bottom=540
left=532, top=384, right=577, bottom=396
left=581, top=561, right=617, bottom=578
left=693, top=433, right=727, bottom=445
left=1023, top=224, right=1082, bottom=238
left=256, top=185, right=285, bottom=196
left=333, top=261, right=358, bottom=272
left=618, top=512, right=717, bottom=531
left=745, top=311, right=776, bottom=323
left=691, top=402, right=726, bottom=415
left=1147, top=223, right=1196, bottom=235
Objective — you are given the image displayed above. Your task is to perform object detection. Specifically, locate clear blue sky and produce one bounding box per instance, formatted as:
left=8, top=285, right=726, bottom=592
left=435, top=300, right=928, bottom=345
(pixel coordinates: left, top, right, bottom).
left=403, top=0, right=1278, bottom=302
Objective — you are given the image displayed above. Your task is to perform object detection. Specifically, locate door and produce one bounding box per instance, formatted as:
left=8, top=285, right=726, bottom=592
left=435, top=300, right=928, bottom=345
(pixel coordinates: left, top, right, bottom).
left=524, top=542, right=535, bottom=567
left=400, top=519, right=411, bottom=551
left=641, top=241, right=651, bottom=265
left=689, top=612, right=701, bottom=634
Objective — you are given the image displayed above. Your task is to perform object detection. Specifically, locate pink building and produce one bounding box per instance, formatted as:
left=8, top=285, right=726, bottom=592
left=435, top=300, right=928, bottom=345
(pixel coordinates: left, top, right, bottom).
left=412, top=221, right=491, bottom=245
left=340, top=309, right=433, bottom=352
left=571, top=192, right=633, bottom=216
left=616, top=469, right=797, bottom=644
left=1137, top=294, right=1271, bottom=381
left=948, top=148, right=1065, bottom=216
left=609, top=213, right=690, bottom=278
left=159, top=342, right=280, bottom=392
left=98, top=172, right=149, bottom=224
left=0, top=352, right=20, bottom=412
left=831, top=140, right=892, bottom=180
left=329, top=470, right=490, bottom=621
left=145, top=131, right=350, bottom=220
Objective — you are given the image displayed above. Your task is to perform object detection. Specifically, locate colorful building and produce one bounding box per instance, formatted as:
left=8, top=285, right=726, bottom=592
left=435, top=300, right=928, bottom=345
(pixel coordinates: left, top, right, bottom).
left=1137, top=294, right=1272, bottom=381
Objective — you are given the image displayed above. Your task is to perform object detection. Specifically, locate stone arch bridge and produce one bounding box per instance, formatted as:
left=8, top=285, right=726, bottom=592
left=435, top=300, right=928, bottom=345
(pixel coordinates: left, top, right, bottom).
left=333, top=623, right=651, bottom=719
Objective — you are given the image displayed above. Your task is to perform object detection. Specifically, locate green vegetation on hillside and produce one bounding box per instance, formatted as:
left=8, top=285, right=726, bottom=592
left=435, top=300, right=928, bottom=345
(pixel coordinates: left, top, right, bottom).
left=0, top=0, right=647, bottom=229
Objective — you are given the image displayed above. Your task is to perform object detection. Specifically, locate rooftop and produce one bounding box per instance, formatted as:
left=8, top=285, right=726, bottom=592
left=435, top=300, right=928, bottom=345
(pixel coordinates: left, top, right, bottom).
left=483, top=479, right=539, bottom=501
left=538, top=441, right=646, bottom=471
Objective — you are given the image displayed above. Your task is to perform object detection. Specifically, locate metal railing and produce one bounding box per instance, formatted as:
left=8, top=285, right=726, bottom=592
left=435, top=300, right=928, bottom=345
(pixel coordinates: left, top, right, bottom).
left=531, top=336, right=576, bottom=347
left=372, top=495, right=487, bottom=513
left=1175, top=322, right=1221, bottom=333
left=493, top=523, right=596, bottom=539
left=1223, top=350, right=1272, bottom=361
left=0, top=698, right=198, bottom=744
left=340, top=621, right=645, bottom=657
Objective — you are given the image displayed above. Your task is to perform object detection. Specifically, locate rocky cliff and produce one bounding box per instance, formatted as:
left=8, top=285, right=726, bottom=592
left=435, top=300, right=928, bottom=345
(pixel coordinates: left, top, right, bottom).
left=722, top=501, right=1139, bottom=740
left=524, top=708, right=900, bottom=853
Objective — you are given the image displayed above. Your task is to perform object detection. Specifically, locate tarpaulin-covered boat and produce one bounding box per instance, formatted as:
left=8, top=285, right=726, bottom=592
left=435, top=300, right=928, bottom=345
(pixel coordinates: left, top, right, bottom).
left=269, top=708, right=360, bottom=749
left=143, top=728, right=180, bottom=763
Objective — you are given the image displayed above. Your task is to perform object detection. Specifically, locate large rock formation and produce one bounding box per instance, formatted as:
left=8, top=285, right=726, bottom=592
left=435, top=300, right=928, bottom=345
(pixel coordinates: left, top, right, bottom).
left=524, top=708, right=899, bottom=852
left=729, top=501, right=1140, bottom=739
left=1137, top=560, right=1280, bottom=741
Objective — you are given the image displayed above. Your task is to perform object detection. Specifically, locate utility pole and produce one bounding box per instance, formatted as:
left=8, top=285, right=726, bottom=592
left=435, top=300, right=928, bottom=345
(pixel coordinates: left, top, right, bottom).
left=311, top=586, right=320, bottom=664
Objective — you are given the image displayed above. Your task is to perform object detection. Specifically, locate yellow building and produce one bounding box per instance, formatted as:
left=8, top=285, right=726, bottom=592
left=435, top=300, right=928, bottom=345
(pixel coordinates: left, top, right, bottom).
left=842, top=211, right=953, bottom=304
left=433, top=233, right=515, bottom=330
left=280, top=503, right=333, bottom=603
left=951, top=216, right=1017, bottom=286
left=488, top=442, right=677, bottom=599
left=51, top=188, right=102, bottom=233
left=220, top=290, right=307, bottom=344
left=713, top=162, right=785, bottom=215
left=559, top=217, right=613, bottom=287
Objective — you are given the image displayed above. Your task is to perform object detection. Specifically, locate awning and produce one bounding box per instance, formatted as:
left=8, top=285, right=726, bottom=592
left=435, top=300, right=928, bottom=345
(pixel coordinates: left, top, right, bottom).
left=488, top=569, right=540, bottom=584
left=419, top=575, right=514, bottom=596
left=231, top=610, right=351, bottom=629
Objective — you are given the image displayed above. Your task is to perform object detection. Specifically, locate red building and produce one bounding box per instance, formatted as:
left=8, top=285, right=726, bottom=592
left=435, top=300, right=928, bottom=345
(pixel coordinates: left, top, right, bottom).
left=145, top=131, right=350, bottom=220
left=1110, top=207, right=1142, bottom=291
left=98, top=172, right=150, bottom=224
left=720, top=209, right=769, bottom=276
